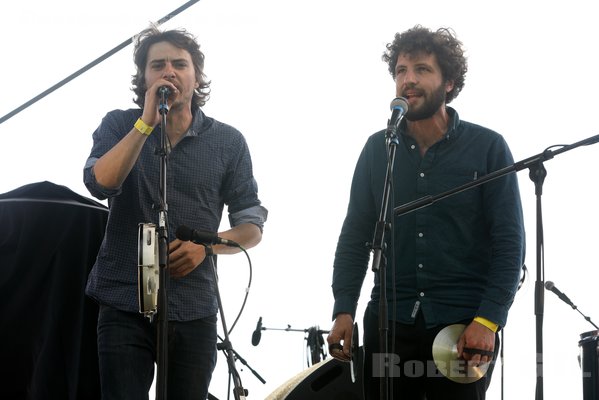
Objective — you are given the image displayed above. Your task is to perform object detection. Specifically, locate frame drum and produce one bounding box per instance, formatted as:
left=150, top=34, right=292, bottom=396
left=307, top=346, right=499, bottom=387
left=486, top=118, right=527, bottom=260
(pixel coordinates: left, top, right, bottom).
left=579, top=330, right=599, bottom=400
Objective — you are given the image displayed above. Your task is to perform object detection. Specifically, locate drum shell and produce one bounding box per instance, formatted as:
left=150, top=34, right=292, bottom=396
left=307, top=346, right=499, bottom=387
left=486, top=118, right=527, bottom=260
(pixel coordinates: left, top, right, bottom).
left=579, top=330, right=599, bottom=400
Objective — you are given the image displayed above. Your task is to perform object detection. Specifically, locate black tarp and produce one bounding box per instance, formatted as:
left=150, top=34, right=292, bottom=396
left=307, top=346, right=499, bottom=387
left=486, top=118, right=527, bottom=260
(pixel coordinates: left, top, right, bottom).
left=0, top=181, right=107, bottom=400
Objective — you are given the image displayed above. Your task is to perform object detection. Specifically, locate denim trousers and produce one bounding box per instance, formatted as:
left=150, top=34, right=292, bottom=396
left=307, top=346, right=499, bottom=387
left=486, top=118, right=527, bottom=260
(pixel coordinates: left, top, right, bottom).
left=362, top=305, right=498, bottom=400
left=97, top=305, right=217, bottom=400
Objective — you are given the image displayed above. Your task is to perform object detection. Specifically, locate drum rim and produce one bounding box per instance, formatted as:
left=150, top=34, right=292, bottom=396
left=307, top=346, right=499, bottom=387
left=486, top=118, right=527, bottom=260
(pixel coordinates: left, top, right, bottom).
left=579, top=330, right=599, bottom=341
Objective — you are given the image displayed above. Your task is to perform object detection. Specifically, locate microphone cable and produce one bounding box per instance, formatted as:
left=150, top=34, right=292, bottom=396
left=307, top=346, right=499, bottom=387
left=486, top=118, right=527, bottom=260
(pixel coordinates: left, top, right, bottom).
left=222, top=246, right=253, bottom=335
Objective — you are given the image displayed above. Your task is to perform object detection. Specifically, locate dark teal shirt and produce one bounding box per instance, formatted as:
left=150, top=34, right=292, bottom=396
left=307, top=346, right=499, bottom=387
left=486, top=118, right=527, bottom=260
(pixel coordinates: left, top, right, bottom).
left=332, top=108, right=525, bottom=328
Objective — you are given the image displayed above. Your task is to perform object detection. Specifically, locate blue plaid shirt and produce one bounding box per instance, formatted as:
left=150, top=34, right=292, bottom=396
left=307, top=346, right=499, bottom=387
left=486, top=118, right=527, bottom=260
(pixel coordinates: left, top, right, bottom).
left=84, top=107, right=267, bottom=321
left=332, top=107, right=525, bottom=328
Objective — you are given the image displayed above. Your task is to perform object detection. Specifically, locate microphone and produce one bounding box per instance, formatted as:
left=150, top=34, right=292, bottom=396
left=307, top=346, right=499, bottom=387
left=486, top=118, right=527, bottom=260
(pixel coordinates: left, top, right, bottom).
left=386, top=96, right=409, bottom=135
left=545, top=280, right=576, bottom=309
left=176, top=225, right=239, bottom=247
left=157, top=86, right=171, bottom=97
left=251, top=317, right=263, bottom=346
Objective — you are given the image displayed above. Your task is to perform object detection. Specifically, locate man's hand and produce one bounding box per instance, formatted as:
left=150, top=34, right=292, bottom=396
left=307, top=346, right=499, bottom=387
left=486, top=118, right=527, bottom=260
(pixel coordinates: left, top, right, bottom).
left=167, top=239, right=206, bottom=278
left=457, top=321, right=496, bottom=367
left=327, top=313, right=353, bottom=362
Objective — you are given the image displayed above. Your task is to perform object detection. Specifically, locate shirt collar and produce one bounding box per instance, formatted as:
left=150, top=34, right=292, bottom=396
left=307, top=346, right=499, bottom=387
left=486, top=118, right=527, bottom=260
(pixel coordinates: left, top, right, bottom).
left=188, top=107, right=207, bottom=137
left=398, top=106, right=461, bottom=141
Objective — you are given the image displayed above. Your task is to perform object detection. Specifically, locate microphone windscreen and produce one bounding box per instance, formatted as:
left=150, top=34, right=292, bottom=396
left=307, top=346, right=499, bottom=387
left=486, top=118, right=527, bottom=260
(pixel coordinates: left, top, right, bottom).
left=158, top=86, right=171, bottom=96
left=176, top=225, right=193, bottom=241
left=544, top=281, right=554, bottom=290
left=251, top=330, right=261, bottom=346
left=390, top=96, right=409, bottom=112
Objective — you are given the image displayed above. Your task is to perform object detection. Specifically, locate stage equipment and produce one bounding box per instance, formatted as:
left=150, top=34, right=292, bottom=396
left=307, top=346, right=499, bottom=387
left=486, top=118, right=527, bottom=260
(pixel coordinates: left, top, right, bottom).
left=350, top=323, right=362, bottom=384
left=0, top=181, right=108, bottom=399
left=579, top=330, right=599, bottom=400
left=544, top=280, right=599, bottom=400
left=149, top=83, right=171, bottom=400
left=369, top=96, right=409, bottom=399
left=544, top=280, right=599, bottom=330
left=250, top=319, right=330, bottom=367
left=545, top=281, right=599, bottom=400
left=266, top=356, right=364, bottom=400
left=138, top=223, right=159, bottom=319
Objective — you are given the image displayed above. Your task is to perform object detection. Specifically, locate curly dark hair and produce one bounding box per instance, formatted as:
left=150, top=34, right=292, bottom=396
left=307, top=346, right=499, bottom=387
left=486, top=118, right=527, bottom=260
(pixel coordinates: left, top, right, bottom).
left=382, top=25, right=467, bottom=104
left=131, top=26, right=211, bottom=110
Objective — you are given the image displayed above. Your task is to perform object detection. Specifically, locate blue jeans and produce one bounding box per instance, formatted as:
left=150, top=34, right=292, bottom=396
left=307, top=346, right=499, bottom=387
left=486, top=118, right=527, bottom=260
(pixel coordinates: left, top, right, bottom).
left=97, top=305, right=217, bottom=400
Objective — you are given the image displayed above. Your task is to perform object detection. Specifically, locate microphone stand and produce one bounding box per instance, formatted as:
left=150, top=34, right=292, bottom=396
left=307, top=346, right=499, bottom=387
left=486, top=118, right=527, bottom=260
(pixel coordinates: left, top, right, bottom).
left=370, top=116, right=403, bottom=400
left=546, top=284, right=599, bottom=329
left=529, top=160, right=546, bottom=400
left=155, top=88, right=170, bottom=400
left=205, top=245, right=247, bottom=400
left=217, top=342, right=266, bottom=399
left=572, top=304, right=599, bottom=330
left=223, top=346, right=266, bottom=385
left=392, top=133, right=599, bottom=400
left=256, top=324, right=330, bottom=367
left=306, top=326, right=328, bottom=366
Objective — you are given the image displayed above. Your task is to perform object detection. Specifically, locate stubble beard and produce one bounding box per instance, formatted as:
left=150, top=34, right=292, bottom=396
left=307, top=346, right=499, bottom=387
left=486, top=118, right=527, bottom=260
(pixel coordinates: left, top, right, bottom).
left=405, top=84, right=447, bottom=122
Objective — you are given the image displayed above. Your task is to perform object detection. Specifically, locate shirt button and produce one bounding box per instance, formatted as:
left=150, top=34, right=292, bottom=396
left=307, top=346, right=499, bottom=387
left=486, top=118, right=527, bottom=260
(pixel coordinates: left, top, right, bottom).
left=419, top=172, right=425, bottom=178
left=419, top=292, right=425, bottom=297
left=418, top=232, right=424, bottom=238
left=410, top=144, right=416, bottom=150
left=418, top=263, right=423, bottom=269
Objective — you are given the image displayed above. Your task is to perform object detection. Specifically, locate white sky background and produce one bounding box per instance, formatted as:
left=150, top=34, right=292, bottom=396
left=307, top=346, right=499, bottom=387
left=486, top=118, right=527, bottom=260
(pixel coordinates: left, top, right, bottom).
left=2, top=0, right=599, bottom=399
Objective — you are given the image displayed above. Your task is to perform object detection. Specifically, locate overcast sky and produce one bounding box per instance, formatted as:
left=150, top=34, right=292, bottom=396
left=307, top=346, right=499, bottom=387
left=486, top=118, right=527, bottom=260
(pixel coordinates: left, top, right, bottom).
left=2, top=1, right=599, bottom=399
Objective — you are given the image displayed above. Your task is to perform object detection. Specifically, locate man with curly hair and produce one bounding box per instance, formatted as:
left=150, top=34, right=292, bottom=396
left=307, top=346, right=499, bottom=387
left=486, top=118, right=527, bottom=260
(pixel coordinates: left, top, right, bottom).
left=327, top=25, right=525, bottom=399
left=83, top=27, right=267, bottom=399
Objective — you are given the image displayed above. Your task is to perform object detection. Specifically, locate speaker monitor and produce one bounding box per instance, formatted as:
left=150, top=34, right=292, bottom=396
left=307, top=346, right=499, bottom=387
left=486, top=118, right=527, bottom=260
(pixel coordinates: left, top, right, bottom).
left=267, top=356, right=364, bottom=400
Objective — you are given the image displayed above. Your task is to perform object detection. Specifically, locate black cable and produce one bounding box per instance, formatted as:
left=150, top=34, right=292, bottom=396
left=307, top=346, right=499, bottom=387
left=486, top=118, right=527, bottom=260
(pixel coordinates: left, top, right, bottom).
left=225, top=246, right=253, bottom=335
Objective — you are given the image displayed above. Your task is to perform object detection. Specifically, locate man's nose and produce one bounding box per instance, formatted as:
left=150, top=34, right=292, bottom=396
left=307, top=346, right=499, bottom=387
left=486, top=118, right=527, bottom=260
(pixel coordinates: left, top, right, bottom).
left=401, top=69, right=418, bottom=85
left=162, top=63, right=176, bottom=79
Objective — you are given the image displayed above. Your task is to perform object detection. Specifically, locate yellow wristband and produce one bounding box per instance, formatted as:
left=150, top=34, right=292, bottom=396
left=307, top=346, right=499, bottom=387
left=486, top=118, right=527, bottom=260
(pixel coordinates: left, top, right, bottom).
left=134, top=118, right=154, bottom=135
left=473, top=316, right=499, bottom=333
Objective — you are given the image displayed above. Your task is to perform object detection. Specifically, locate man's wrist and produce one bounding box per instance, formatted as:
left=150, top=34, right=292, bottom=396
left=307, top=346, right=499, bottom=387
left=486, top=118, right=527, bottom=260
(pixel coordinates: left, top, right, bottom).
left=473, top=316, right=499, bottom=333
left=134, top=118, right=154, bottom=135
